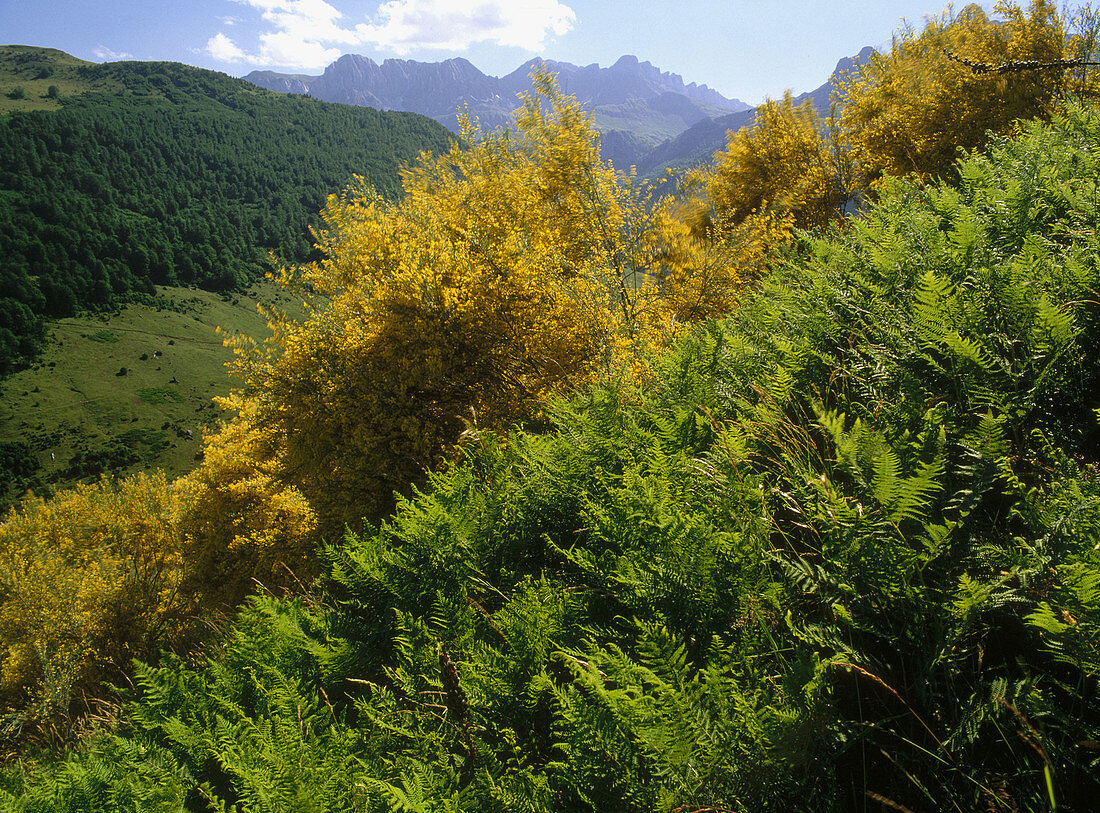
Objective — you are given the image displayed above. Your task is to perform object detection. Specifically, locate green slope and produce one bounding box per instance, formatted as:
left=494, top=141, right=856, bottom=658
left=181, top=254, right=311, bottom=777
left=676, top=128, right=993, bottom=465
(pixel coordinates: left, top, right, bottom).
left=0, top=45, right=117, bottom=115
left=8, top=103, right=1100, bottom=812
left=0, top=282, right=302, bottom=510
left=0, top=46, right=452, bottom=375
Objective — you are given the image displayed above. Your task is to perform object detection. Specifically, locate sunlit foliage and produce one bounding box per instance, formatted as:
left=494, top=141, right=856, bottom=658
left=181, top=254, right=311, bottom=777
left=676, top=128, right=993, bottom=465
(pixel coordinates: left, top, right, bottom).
left=684, top=92, right=848, bottom=235
left=175, top=400, right=318, bottom=609
left=207, top=72, right=739, bottom=540
left=839, top=1, right=1068, bottom=185
left=0, top=472, right=191, bottom=739
left=13, top=8, right=1100, bottom=801
left=0, top=74, right=758, bottom=740
left=10, top=102, right=1100, bottom=811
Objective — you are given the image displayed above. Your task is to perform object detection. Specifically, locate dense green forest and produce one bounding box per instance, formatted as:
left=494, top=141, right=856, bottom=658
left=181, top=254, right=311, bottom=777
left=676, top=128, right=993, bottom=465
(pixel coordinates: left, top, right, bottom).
left=5, top=98, right=1100, bottom=812
left=0, top=46, right=452, bottom=375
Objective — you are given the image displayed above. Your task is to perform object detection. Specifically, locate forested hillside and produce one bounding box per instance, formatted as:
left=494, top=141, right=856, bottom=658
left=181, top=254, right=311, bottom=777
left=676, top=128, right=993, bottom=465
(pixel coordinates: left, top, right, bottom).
left=0, top=46, right=452, bottom=375
left=2, top=3, right=1099, bottom=811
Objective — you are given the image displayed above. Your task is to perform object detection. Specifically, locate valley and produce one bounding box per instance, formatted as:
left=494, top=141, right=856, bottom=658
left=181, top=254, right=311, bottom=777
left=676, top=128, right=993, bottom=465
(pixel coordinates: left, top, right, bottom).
left=0, top=282, right=300, bottom=510
left=0, top=44, right=451, bottom=376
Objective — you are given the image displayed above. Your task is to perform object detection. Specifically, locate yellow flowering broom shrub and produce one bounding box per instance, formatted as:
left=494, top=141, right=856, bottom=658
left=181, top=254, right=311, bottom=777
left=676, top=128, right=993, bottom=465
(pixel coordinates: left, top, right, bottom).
left=175, top=399, right=318, bottom=609
left=0, top=472, right=191, bottom=736
left=683, top=92, right=848, bottom=236
left=839, top=1, right=1068, bottom=185
left=203, top=71, right=745, bottom=541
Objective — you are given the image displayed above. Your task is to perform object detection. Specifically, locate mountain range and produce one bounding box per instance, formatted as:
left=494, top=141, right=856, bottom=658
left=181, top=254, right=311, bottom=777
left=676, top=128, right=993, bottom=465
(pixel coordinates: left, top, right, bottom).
left=245, top=49, right=874, bottom=173
left=636, top=46, right=876, bottom=175
left=246, top=54, right=752, bottom=170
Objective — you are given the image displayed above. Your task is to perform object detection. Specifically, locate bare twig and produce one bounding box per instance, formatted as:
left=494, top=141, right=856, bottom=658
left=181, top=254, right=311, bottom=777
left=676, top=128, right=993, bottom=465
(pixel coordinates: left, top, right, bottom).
left=944, top=49, right=1100, bottom=75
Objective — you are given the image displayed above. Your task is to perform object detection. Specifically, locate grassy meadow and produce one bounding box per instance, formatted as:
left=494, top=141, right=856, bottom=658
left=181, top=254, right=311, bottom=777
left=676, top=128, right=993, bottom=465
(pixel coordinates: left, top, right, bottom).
left=0, top=282, right=300, bottom=509
left=0, top=46, right=121, bottom=114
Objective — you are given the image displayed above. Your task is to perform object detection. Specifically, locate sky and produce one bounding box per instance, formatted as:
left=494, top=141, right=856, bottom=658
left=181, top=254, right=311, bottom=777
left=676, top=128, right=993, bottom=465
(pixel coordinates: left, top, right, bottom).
left=1, top=1, right=998, bottom=104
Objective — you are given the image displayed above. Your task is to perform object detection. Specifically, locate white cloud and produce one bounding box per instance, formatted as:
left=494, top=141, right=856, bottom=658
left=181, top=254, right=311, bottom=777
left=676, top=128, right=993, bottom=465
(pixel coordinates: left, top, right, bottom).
left=93, top=46, right=135, bottom=61
left=205, top=0, right=576, bottom=69
left=255, top=30, right=343, bottom=66
left=247, top=0, right=363, bottom=45
left=206, top=33, right=247, bottom=62
left=356, top=0, right=577, bottom=53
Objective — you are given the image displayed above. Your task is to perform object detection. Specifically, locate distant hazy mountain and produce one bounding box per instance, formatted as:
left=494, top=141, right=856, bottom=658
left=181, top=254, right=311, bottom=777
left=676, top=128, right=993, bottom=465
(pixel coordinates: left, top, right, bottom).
left=245, top=55, right=750, bottom=168
left=241, top=70, right=316, bottom=95
left=636, top=47, right=877, bottom=175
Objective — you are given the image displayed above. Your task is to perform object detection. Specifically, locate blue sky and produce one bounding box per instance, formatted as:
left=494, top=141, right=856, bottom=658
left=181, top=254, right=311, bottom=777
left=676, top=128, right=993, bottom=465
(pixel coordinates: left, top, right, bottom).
left=2, top=1, right=995, bottom=103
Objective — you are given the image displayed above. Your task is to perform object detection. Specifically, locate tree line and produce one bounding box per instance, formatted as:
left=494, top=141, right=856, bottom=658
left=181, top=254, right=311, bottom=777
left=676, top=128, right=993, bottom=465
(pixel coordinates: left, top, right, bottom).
left=0, top=58, right=451, bottom=375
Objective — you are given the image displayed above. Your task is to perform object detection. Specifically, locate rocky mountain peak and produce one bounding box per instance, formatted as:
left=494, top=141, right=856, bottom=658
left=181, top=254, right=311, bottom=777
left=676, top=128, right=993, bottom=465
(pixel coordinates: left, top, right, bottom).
left=243, top=53, right=752, bottom=168
left=832, top=46, right=877, bottom=80
left=612, top=54, right=641, bottom=69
